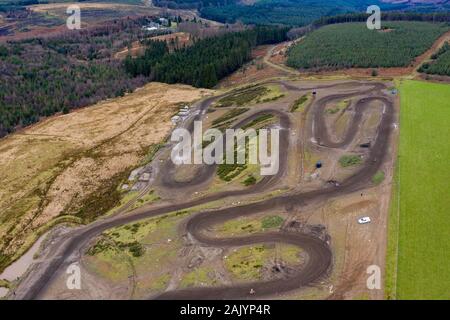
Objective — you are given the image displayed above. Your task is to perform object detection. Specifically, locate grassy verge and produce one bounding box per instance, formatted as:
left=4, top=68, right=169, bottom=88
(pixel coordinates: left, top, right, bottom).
left=385, top=162, right=400, bottom=300
left=372, top=171, right=385, bottom=185
left=290, top=94, right=310, bottom=112
left=212, top=108, right=249, bottom=128
left=387, top=80, right=450, bottom=299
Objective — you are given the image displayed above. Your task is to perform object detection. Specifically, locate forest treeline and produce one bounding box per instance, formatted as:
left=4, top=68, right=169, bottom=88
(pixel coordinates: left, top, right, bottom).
left=287, top=11, right=450, bottom=39
left=152, top=0, right=405, bottom=26
left=419, top=41, right=450, bottom=76
left=124, top=26, right=288, bottom=88
left=199, top=0, right=390, bottom=26
left=0, top=0, right=40, bottom=12
left=0, top=23, right=287, bottom=137
left=312, top=11, right=450, bottom=27
left=153, top=0, right=230, bottom=10
left=287, top=21, right=449, bottom=70
left=0, top=17, right=159, bottom=138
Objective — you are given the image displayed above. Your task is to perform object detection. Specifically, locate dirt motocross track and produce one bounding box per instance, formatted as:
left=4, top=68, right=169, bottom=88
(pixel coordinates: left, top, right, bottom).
left=13, top=80, right=395, bottom=300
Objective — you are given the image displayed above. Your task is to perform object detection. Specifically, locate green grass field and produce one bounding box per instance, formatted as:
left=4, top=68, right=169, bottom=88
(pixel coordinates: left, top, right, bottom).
left=387, top=80, right=450, bottom=299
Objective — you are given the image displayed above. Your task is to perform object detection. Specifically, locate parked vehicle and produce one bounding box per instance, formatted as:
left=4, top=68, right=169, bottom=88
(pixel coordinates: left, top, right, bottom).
left=358, top=217, right=371, bottom=224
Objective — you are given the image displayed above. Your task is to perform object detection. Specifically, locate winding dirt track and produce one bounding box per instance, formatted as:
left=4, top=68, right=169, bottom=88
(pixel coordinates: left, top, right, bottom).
left=17, top=80, right=394, bottom=300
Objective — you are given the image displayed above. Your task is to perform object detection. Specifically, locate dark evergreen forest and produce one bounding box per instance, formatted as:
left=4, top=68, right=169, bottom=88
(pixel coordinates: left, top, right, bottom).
left=124, top=27, right=288, bottom=88
left=0, top=22, right=287, bottom=137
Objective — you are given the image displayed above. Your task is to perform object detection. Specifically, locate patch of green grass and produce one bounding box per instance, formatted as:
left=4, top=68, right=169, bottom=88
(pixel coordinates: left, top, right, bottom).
left=326, top=99, right=350, bottom=114
left=290, top=94, right=310, bottom=112
left=217, top=162, right=248, bottom=182
left=216, top=85, right=284, bottom=108
left=86, top=237, right=113, bottom=256
left=126, top=241, right=145, bottom=257
left=149, top=273, right=171, bottom=291
left=215, top=214, right=283, bottom=236
left=87, top=236, right=145, bottom=257
left=278, top=244, right=302, bottom=265
left=261, top=215, right=284, bottom=229
left=338, top=154, right=362, bottom=167
left=85, top=210, right=190, bottom=285
left=141, top=143, right=164, bottom=165
left=326, top=107, right=340, bottom=114
left=241, top=113, right=274, bottom=130
left=217, top=218, right=261, bottom=236
left=388, top=80, right=450, bottom=299
left=0, top=279, right=10, bottom=288
left=85, top=247, right=131, bottom=282
left=216, top=129, right=264, bottom=182
left=132, top=190, right=161, bottom=209
left=212, top=108, right=249, bottom=127
left=338, top=99, right=350, bottom=108
left=73, top=169, right=131, bottom=223
left=217, top=141, right=252, bottom=182
left=216, top=86, right=269, bottom=107
left=242, top=174, right=257, bottom=186
left=180, top=267, right=217, bottom=288
left=256, top=85, right=284, bottom=103
left=385, top=161, right=400, bottom=300
left=372, top=171, right=385, bottom=185
left=224, top=245, right=272, bottom=281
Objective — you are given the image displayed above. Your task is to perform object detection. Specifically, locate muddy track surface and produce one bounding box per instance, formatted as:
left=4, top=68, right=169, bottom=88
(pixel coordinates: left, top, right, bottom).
left=158, top=80, right=308, bottom=190
left=16, top=80, right=394, bottom=300
left=159, top=108, right=290, bottom=190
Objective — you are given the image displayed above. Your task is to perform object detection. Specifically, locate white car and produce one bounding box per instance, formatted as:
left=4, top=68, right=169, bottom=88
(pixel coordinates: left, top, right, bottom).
left=358, top=216, right=371, bottom=224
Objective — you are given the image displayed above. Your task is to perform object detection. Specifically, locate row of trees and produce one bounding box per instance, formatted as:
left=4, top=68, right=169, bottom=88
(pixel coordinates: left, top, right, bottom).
left=0, top=0, right=39, bottom=12
left=152, top=0, right=233, bottom=10
left=124, top=26, right=288, bottom=88
left=312, top=11, right=450, bottom=27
